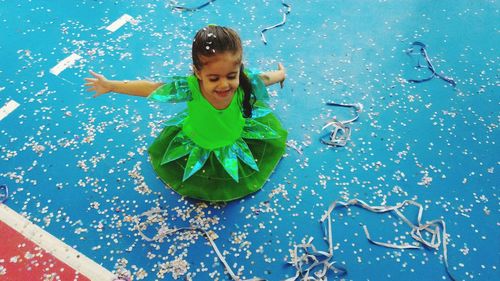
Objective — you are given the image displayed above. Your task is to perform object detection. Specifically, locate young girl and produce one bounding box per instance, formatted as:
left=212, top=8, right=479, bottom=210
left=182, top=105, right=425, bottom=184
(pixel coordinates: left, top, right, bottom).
left=85, top=25, right=287, bottom=202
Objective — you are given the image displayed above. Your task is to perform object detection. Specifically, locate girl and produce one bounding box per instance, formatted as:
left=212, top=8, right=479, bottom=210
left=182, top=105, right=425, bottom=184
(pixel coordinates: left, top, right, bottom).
left=85, top=25, right=287, bottom=202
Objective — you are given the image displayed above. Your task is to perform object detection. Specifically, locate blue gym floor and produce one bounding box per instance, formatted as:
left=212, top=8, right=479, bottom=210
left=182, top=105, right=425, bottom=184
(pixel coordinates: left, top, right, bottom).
left=1, top=0, right=498, bottom=280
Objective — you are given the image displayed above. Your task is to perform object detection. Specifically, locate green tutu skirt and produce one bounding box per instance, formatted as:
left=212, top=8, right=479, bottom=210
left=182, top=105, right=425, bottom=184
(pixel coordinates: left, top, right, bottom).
left=148, top=113, right=287, bottom=202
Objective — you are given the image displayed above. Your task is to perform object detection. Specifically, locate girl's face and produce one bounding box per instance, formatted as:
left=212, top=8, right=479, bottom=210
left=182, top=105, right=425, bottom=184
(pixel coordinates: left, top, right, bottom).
left=194, top=51, right=241, bottom=109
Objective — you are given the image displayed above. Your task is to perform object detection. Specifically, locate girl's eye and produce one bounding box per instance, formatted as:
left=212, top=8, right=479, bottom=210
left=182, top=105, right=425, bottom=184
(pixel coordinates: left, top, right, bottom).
left=228, top=75, right=237, bottom=80
left=209, top=78, right=219, bottom=82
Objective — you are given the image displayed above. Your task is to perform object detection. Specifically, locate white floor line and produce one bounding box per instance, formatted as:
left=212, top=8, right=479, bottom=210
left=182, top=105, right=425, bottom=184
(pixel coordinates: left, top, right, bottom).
left=106, top=14, right=133, bottom=32
left=50, top=53, right=82, bottom=76
left=0, top=100, right=20, bottom=121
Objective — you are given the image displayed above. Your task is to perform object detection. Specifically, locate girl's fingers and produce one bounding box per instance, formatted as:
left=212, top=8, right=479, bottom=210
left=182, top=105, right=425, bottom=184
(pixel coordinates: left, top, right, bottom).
left=93, top=92, right=105, bottom=98
left=86, top=71, right=105, bottom=95
left=278, top=63, right=285, bottom=88
left=89, top=70, right=103, bottom=80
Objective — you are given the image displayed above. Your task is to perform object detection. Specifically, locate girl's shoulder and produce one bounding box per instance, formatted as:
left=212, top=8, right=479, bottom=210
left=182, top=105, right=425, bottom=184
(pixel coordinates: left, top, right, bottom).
left=148, top=76, right=195, bottom=103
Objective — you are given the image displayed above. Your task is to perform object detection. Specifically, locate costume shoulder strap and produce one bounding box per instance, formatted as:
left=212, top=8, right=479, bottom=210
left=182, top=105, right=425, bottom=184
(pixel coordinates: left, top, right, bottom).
left=147, top=76, right=193, bottom=103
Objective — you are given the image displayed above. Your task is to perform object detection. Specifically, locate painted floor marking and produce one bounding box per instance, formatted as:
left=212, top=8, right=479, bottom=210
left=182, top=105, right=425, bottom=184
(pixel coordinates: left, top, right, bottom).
left=50, top=53, right=82, bottom=76
left=106, top=14, right=134, bottom=32
left=0, top=204, right=116, bottom=281
left=0, top=100, right=20, bottom=121
left=0, top=219, right=90, bottom=280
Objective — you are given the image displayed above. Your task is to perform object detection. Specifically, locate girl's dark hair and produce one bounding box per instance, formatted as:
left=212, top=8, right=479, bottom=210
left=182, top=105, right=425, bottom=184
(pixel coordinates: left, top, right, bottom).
left=192, top=25, right=255, bottom=118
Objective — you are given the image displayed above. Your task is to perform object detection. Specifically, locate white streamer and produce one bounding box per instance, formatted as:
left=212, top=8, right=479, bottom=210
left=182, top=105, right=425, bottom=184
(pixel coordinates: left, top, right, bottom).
left=321, top=102, right=363, bottom=147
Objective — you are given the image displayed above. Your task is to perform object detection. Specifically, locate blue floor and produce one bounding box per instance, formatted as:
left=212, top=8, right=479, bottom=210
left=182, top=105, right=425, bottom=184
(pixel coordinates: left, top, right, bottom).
left=1, top=0, right=498, bottom=280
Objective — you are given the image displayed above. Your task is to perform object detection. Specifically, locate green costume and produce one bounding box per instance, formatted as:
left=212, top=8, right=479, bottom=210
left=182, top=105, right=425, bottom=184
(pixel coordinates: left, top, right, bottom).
left=147, top=70, right=287, bottom=202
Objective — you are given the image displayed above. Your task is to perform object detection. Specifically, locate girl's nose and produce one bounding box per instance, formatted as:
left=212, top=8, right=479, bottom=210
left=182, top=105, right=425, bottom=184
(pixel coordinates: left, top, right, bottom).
left=220, top=78, right=230, bottom=88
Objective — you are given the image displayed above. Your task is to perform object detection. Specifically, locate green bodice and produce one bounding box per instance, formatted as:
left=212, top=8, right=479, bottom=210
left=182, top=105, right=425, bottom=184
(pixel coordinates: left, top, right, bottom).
left=183, top=75, right=245, bottom=150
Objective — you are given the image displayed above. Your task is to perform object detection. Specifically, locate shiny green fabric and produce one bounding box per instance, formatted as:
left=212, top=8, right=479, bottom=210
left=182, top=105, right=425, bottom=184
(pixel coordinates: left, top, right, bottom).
left=214, top=146, right=239, bottom=182
left=241, top=118, right=280, bottom=139
left=248, top=68, right=269, bottom=102
left=183, top=146, right=210, bottom=181
left=148, top=76, right=192, bottom=103
left=161, top=130, right=194, bottom=164
left=232, top=138, right=259, bottom=172
left=147, top=70, right=288, bottom=202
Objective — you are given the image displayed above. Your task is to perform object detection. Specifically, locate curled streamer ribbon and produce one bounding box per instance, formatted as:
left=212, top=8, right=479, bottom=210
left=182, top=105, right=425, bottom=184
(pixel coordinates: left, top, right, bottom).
left=0, top=185, right=8, bottom=204
left=261, top=0, right=291, bottom=44
left=318, top=199, right=457, bottom=281
left=320, top=102, right=363, bottom=147
left=133, top=209, right=265, bottom=281
left=285, top=236, right=347, bottom=280
left=406, top=41, right=456, bottom=87
left=170, top=0, right=216, bottom=11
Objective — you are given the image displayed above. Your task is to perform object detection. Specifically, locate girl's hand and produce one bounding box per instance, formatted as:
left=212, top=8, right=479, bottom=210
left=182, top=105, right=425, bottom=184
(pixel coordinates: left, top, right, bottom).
left=259, top=63, right=287, bottom=87
left=278, top=62, right=286, bottom=88
left=84, top=70, right=112, bottom=98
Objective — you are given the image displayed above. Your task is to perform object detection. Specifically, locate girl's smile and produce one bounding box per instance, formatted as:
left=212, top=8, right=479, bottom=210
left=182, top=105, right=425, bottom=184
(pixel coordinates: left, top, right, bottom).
left=214, top=88, right=232, bottom=97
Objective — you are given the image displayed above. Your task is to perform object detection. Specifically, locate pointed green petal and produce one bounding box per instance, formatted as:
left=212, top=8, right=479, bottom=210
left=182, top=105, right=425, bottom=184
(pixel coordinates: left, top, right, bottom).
left=214, top=146, right=239, bottom=182
left=161, top=131, right=195, bottom=165
left=182, top=147, right=210, bottom=181
left=251, top=105, right=272, bottom=118
left=241, top=119, right=280, bottom=140
left=232, top=139, right=259, bottom=171
left=163, top=110, right=188, bottom=127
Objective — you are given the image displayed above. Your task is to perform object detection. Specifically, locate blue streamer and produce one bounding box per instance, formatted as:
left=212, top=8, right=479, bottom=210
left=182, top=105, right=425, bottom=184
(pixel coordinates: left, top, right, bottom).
left=406, top=41, right=456, bottom=87
left=170, top=0, right=216, bottom=12
left=0, top=185, right=8, bottom=204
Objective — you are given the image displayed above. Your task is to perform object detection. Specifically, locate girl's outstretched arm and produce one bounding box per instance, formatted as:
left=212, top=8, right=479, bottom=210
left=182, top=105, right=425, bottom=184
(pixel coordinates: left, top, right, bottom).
left=84, top=70, right=163, bottom=98
left=259, top=63, right=286, bottom=88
